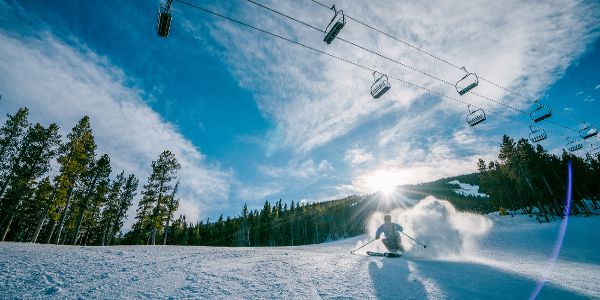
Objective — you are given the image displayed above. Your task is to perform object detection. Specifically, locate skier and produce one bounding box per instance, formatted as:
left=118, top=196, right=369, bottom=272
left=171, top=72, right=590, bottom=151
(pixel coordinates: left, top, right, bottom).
left=375, top=214, right=404, bottom=253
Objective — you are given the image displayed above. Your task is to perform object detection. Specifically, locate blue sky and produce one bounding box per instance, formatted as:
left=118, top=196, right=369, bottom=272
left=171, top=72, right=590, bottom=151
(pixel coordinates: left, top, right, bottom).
left=0, top=0, right=598, bottom=227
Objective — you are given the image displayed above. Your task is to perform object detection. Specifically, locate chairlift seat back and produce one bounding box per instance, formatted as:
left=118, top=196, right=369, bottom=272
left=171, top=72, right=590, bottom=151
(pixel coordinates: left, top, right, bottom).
left=456, top=73, right=478, bottom=95
left=529, top=130, right=547, bottom=143
left=567, top=140, right=583, bottom=152
left=530, top=105, right=552, bottom=123
left=324, top=11, right=345, bottom=44
left=579, top=126, right=598, bottom=140
left=371, top=75, right=391, bottom=99
left=157, top=7, right=172, bottom=38
left=466, top=109, right=486, bottom=126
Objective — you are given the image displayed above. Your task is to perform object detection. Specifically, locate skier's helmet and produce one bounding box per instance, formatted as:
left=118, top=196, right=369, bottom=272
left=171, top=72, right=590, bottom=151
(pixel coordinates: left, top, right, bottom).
left=384, top=214, right=392, bottom=223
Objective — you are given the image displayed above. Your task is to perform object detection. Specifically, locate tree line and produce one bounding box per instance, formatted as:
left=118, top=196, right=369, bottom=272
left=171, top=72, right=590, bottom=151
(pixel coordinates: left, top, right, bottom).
left=152, top=135, right=600, bottom=247
left=4, top=106, right=597, bottom=247
left=134, top=194, right=378, bottom=247
left=477, top=135, right=600, bottom=220
left=0, top=107, right=182, bottom=245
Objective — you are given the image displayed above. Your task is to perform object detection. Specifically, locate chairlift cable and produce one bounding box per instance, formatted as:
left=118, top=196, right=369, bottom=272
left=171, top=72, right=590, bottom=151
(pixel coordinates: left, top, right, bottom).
left=307, top=0, right=594, bottom=128
left=244, top=0, right=579, bottom=133
left=175, top=0, right=578, bottom=141
left=174, top=0, right=473, bottom=107
left=478, top=77, right=584, bottom=126
left=245, top=0, right=325, bottom=33
left=308, top=0, right=462, bottom=69
left=487, top=108, right=568, bottom=138
left=244, top=0, right=455, bottom=86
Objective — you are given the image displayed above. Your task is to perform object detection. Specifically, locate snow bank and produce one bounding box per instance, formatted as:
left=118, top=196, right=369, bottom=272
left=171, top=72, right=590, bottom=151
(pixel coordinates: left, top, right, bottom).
left=366, top=197, right=493, bottom=258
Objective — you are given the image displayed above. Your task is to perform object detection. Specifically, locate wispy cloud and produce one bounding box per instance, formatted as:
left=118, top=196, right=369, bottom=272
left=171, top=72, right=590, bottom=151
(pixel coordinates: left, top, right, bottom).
left=191, top=0, right=599, bottom=155
left=175, top=0, right=600, bottom=198
left=259, top=158, right=333, bottom=179
left=345, top=148, right=374, bottom=165
left=235, top=184, right=282, bottom=203
left=0, top=31, right=231, bottom=228
left=2, top=0, right=598, bottom=223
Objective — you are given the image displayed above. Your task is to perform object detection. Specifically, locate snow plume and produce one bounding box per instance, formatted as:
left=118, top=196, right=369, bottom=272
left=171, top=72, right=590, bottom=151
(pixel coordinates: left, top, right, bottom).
left=366, top=197, right=492, bottom=258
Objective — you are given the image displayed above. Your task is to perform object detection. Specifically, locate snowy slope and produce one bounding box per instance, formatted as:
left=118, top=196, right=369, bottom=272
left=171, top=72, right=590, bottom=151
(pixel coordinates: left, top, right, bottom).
left=1, top=204, right=599, bottom=299
left=448, top=180, right=489, bottom=198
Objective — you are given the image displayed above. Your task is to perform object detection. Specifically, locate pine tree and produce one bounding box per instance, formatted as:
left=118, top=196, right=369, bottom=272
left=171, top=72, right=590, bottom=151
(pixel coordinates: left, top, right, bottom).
left=132, top=150, right=180, bottom=245
left=71, top=154, right=111, bottom=245
left=238, top=203, right=250, bottom=246
left=28, top=177, right=54, bottom=243
left=112, top=174, right=138, bottom=243
left=162, top=181, right=179, bottom=245
left=99, top=172, right=125, bottom=246
left=0, top=123, right=60, bottom=241
left=53, top=116, right=97, bottom=244
left=259, top=200, right=271, bottom=245
left=0, top=108, right=30, bottom=201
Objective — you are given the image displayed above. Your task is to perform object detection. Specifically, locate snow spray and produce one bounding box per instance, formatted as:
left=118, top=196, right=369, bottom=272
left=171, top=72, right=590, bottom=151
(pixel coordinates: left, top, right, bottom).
left=366, top=196, right=493, bottom=258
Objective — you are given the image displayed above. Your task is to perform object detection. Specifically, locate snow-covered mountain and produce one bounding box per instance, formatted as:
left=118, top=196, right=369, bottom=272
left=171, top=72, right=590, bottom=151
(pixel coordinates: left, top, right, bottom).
left=1, top=198, right=598, bottom=299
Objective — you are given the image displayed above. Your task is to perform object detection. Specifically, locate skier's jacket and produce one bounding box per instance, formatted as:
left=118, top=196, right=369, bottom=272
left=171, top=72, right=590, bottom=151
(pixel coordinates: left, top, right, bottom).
left=375, top=223, right=403, bottom=241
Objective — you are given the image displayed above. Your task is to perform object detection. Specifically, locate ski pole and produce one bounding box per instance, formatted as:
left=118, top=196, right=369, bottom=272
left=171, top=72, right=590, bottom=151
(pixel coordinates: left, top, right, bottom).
left=350, top=238, right=376, bottom=254
left=401, top=232, right=427, bottom=248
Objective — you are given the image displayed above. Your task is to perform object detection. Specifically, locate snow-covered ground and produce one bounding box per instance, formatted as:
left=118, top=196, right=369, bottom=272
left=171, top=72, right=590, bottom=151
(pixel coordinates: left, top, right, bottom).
left=1, top=202, right=599, bottom=299
left=448, top=180, right=489, bottom=198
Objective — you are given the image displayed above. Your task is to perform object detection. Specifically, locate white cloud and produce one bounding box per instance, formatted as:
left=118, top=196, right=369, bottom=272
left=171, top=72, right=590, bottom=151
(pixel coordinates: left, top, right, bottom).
left=345, top=148, right=374, bottom=165
left=259, top=158, right=332, bottom=178
left=595, top=84, right=600, bottom=90
left=235, top=185, right=282, bottom=202
left=0, top=32, right=231, bottom=229
left=318, top=159, right=333, bottom=171
left=452, top=129, right=478, bottom=145
left=178, top=0, right=599, bottom=201
left=2, top=0, right=598, bottom=224
left=194, top=0, right=599, bottom=156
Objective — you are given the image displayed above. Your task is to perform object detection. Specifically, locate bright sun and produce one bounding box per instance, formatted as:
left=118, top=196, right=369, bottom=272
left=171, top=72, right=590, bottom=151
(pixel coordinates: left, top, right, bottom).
left=365, top=170, right=400, bottom=195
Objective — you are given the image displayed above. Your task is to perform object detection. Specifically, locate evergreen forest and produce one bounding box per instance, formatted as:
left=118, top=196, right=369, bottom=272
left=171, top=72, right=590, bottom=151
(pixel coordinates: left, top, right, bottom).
left=1, top=107, right=598, bottom=247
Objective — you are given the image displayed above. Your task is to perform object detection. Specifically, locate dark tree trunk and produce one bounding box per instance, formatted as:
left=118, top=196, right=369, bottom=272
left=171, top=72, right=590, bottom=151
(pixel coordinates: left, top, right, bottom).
left=55, top=186, right=75, bottom=244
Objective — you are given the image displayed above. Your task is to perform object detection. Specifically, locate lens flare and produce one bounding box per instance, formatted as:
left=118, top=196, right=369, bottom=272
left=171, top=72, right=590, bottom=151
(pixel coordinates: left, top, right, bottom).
left=529, top=161, right=572, bottom=300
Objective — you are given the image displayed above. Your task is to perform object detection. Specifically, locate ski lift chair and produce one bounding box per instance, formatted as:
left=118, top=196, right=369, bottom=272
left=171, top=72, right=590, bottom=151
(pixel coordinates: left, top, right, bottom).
left=579, top=124, right=598, bottom=140
left=528, top=125, right=547, bottom=143
left=455, top=67, right=479, bottom=95
left=566, top=137, right=583, bottom=152
left=370, top=71, right=391, bottom=99
left=529, top=101, right=552, bottom=123
left=466, top=105, right=486, bottom=126
left=157, top=0, right=174, bottom=38
left=323, top=5, right=345, bottom=44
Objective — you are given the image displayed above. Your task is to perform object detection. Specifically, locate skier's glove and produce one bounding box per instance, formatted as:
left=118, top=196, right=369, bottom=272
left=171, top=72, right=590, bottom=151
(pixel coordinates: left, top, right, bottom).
left=375, top=236, right=380, bottom=239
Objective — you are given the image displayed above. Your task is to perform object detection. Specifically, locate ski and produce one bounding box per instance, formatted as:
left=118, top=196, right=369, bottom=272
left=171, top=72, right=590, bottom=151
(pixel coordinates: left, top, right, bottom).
left=366, top=251, right=402, bottom=258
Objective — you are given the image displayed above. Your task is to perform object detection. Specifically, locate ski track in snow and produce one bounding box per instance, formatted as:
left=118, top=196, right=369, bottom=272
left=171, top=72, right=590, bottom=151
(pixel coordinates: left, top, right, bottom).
left=1, top=215, right=599, bottom=299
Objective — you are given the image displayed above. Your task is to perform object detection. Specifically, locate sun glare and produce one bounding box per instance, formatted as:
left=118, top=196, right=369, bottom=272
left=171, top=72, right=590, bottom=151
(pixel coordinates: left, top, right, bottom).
left=365, top=170, right=401, bottom=195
